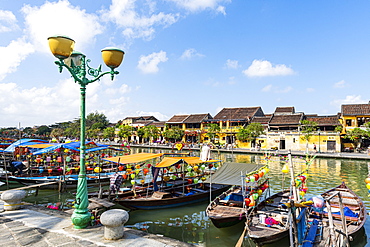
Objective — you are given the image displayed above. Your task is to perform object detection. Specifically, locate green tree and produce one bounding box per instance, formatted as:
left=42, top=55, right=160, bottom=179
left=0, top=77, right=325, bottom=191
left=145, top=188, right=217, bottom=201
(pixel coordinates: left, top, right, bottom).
left=206, top=123, right=221, bottom=143
left=162, top=126, right=184, bottom=143
left=300, top=120, right=318, bottom=153
left=36, top=125, right=51, bottom=136
left=103, top=127, right=116, bottom=140
left=344, top=128, right=368, bottom=151
left=236, top=123, right=265, bottom=146
left=50, top=128, right=64, bottom=139
left=118, top=125, right=133, bottom=140
left=86, top=111, right=110, bottom=129
left=142, top=125, right=160, bottom=143
left=23, top=127, right=34, bottom=137
left=334, top=125, right=343, bottom=133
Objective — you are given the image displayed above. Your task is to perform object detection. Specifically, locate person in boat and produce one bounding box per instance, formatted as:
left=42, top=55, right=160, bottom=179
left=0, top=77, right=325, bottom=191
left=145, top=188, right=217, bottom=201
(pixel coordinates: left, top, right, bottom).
left=11, top=160, right=25, bottom=175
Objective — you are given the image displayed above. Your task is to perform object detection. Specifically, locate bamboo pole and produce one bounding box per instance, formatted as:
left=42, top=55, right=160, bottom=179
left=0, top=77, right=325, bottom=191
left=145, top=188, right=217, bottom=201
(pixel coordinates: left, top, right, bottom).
left=337, top=192, right=349, bottom=247
left=325, top=200, right=338, bottom=247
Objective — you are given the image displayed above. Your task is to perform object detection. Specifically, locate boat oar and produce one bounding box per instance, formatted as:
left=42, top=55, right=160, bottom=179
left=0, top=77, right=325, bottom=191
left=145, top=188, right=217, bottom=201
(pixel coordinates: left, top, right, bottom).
left=235, top=223, right=247, bottom=247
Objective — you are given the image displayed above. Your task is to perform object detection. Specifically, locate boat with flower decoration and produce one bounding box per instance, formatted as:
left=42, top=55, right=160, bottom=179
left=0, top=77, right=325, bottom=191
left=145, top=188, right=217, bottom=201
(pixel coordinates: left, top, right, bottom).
left=206, top=162, right=269, bottom=228
left=109, top=156, right=228, bottom=210
left=246, top=151, right=315, bottom=246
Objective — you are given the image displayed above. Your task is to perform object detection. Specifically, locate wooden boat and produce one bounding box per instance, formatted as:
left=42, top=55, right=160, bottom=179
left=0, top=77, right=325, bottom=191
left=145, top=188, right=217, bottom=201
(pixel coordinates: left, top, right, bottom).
left=297, top=182, right=367, bottom=247
left=206, top=186, right=248, bottom=228
left=246, top=189, right=291, bottom=246
left=0, top=173, right=111, bottom=189
left=114, top=183, right=229, bottom=210
left=205, top=162, right=268, bottom=228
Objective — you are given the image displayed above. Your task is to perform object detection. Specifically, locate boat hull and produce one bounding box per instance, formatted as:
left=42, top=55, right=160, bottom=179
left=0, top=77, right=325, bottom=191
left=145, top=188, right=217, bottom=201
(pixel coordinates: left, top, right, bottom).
left=115, top=184, right=229, bottom=210
left=0, top=175, right=110, bottom=189
left=246, top=190, right=291, bottom=246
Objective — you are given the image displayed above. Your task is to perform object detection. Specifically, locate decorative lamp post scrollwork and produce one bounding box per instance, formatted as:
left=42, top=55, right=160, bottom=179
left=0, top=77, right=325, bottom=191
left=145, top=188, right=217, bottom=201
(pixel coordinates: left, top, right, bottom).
left=48, top=35, right=124, bottom=229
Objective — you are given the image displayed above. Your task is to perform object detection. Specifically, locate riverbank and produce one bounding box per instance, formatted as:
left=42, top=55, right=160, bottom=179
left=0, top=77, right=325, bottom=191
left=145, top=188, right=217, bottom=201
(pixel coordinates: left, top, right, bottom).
left=0, top=201, right=194, bottom=247
left=130, top=143, right=370, bottom=160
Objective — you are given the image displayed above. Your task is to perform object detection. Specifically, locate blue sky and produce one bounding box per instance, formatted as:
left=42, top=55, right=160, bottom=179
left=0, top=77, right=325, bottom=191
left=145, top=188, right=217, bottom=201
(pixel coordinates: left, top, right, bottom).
left=1, top=0, right=370, bottom=127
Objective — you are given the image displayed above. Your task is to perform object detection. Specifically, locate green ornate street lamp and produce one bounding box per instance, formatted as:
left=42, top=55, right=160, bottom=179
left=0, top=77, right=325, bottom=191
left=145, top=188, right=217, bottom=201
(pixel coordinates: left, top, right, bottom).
left=48, top=35, right=124, bottom=229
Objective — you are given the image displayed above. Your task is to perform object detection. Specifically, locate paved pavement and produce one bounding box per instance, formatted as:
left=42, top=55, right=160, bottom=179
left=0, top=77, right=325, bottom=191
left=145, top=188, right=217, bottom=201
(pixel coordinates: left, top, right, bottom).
left=0, top=202, right=193, bottom=247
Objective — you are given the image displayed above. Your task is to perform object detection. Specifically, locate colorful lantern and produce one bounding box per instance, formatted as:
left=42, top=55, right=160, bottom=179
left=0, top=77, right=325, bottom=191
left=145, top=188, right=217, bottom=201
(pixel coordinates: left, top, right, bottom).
left=130, top=180, right=135, bottom=185
left=282, top=164, right=289, bottom=173
left=94, top=167, right=102, bottom=173
left=244, top=198, right=251, bottom=206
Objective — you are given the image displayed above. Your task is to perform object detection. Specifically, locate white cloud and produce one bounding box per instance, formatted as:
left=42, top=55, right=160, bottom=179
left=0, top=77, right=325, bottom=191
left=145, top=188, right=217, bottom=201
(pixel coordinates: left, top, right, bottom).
left=0, top=38, right=34, bottom=81
left=277, top=86, right=293, bottom=93
left=119, top=84, right=131, bottom=94
left=227, top=76, right=236, bottom=85
left=137, top=51, right=168, bottom=73
left=22, top=0, right=103, bottom=53
left=167, top=0, right=230, bottom=14
left=331, top=95, right=367, bottom=106
left=243, top=59, right=295, bottom=77
left=180, top=48, right=204, bottom=60
left=261, top=84, right=292, bottom=93
left=101, top=0, right=180, bottom=41
left=262, top=84, right=272, bottom=92
left=0, top=10, right=18, bottom=32
left=136, top=111, right=169, bottom=121
left=306, top=88, right=315, bottom=92
left=333, top=80, right=347, bottom=88
left=225, top=59, right=239, bottom=69
left=0, top=79, right=81, bottom=126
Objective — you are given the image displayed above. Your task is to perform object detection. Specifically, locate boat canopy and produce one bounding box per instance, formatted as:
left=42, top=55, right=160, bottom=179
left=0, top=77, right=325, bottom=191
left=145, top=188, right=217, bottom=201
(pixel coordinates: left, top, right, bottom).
left=204, top=162, right=265, bottom=186
left=31, top=141, right=110, bottom=155
left=103, top=153, right=163, bottom=164
left=4, top=138, right=48, bottom=152
left=155, top=157, right=220, bottom=168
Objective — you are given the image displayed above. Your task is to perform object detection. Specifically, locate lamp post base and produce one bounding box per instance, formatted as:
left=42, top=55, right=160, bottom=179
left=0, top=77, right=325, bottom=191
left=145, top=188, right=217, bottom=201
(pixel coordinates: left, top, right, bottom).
left=71, top=209, right=91, bottom=229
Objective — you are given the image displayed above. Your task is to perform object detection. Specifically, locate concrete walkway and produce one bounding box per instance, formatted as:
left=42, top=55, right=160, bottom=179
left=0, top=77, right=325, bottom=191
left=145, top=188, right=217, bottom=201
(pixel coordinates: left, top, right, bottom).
left=0, top=202, right=193, bottom=247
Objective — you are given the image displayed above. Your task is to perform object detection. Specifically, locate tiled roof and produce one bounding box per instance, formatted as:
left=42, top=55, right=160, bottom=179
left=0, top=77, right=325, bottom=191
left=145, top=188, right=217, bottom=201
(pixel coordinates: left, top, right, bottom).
left=131, top=120, right=153, bottom=126
left=274, top=107, right=295, bottom=114
left=167, top=115, right=190, bottom=123
left=213, top=107, right=263, bottom=120
left=342, top=104, right=370, bottom=115
left=148, top=121, right=166, bottom=127
left=251, top=116, right=271, bottom=124
left=305, top=115, right=340, bottom=126
left=183, top=114, right=212, bottom=123
left=123, top=116, right=158, bottom=121
left=269, top=113, right=303, bottom=125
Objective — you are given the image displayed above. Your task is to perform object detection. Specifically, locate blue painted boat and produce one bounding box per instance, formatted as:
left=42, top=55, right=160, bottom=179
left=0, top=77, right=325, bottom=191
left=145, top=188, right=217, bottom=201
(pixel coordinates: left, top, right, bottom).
left=0, top=172, right=114, bottom=189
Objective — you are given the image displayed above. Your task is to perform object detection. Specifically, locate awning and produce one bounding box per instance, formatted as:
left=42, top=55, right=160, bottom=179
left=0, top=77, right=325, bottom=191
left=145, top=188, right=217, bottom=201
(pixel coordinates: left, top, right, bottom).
left=24, top=143, right=56, bottom=149
left=204, top=162, right=265, bottom=186
left=4, top=139, right=48, bottom=152
left=103, top=153, right=163, bottom=164
left=155, top=157, right=220, bottom=168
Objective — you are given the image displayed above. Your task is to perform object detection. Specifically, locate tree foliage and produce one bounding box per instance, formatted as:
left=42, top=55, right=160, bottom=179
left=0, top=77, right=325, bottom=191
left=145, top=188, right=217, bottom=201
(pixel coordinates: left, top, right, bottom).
left=118, top=125, right=133, bottom=139
left=162, top=126, right=184, bottom=142
left=344, top=128, right=368, bottom=149
left=300, top=120, right=318, bottom=142
left=236, top=123, right=265, bottom=142
left=142, top=125, right=160, bottom=142
left=206, top=123, right=221, bottom=142
left=103, top=127, right=116, bottom=140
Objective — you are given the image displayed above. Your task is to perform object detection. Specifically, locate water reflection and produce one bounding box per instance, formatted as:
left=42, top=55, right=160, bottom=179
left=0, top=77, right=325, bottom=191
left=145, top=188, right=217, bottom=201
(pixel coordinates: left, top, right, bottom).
left=124, top=149, right=370, bottom=247
left=18, top=149, right=370, bottom=246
